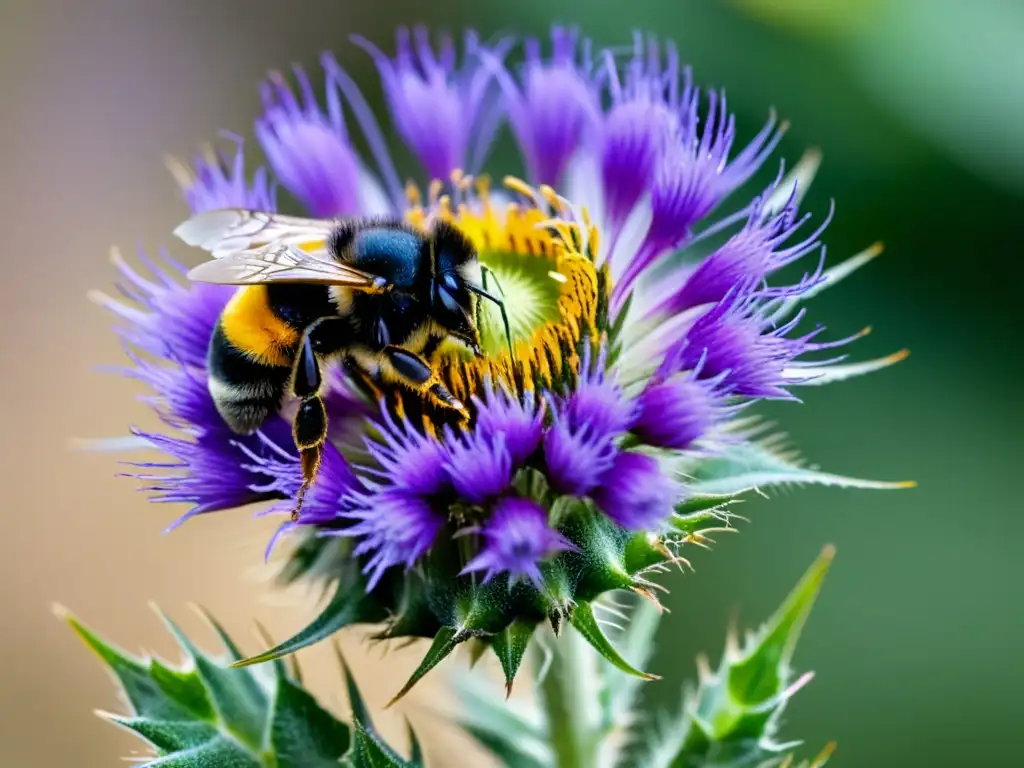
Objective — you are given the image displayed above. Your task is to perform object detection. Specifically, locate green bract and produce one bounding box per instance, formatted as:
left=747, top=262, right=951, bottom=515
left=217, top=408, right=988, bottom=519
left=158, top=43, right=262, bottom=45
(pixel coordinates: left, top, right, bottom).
left=59, top=606, right=423, bottom=768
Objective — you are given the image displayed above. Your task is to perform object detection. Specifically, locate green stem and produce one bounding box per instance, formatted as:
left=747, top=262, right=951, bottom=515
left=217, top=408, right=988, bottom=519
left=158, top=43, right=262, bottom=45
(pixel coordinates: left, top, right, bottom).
left=535, top=628, right=600, bottom=768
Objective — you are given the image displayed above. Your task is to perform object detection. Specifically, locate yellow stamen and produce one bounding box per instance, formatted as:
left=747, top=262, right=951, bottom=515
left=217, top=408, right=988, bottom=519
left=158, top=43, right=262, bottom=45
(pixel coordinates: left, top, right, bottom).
left=397, top=177, right=605, bottom=419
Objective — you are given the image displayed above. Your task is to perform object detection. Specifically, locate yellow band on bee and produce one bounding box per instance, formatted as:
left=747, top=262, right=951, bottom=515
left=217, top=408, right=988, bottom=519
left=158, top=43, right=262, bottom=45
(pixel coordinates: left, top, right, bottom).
left=221, top=286, right=299, bottom=367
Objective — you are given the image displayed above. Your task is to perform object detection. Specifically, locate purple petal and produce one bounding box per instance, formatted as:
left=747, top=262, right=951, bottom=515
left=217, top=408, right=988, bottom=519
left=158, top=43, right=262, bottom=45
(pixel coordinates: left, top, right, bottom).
left=445, top=428, right=514, bottom=505
left=179, top=135, right=276, bottom=214
left=255, top=66, right=364, bottom=217
left=341, top=489, right=446, bottom=589
left=592, top=451, right=680, bottom=531
left=461, top=497, right=575, bottom=586
left=471, top=384, right=544, bottom=465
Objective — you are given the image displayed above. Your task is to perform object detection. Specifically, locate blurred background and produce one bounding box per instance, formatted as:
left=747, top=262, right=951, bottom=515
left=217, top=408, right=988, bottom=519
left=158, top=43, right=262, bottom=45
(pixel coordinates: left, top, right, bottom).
left=1, top=0, right=1021, bottom=765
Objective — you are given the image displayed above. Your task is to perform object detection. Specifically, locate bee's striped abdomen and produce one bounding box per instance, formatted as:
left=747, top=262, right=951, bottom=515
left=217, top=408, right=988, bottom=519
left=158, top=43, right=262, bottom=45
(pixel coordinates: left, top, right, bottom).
left=208, top=285, right=300, bottom=434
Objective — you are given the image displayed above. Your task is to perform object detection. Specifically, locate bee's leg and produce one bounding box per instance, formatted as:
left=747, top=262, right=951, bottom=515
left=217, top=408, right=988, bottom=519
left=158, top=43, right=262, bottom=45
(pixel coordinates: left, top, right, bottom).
left=383, top=345, right=465, bottom=411
left=288, top=321, right=334, bottom=521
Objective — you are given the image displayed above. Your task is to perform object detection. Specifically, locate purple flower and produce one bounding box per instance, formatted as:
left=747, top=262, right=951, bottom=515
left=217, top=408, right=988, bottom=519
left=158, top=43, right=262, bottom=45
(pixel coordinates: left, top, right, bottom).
left=543, top=419, right=617, bottom=497
left=362, top=406, right=450, bottom=497
left=649, top=191, right=830, bottom=318
left=592, top=452, right=680, bottom=531
left=614, top=93, right=783, bottom=304
left=353, top=27, right=508, bottom=179
left=127, top=417, right=296, bottom=531
left=242, top=440, right=358, bottom=529
left=445, top=429, right=514, bottom=505
left=174, top=136, right=276, bottom=214
left=489, top=27, right=601, bottom=186
left=633, top=373, right=726, bottom=451
left=670, top=287, right=855, bottom=399
left=118, top=355, right=222, bottom=432
left=91, top=249, right=230, bottom=369
left=342, top=490, right=447, bottom=589
left=255, top=66, right=368, bottom=218
left=461, top=498, right=576, bottom=586
left=472, top=384, right=544, bottom=465
left=565, top=342, right=637, bottom=438
left=597, top=38, right=683, bottom=233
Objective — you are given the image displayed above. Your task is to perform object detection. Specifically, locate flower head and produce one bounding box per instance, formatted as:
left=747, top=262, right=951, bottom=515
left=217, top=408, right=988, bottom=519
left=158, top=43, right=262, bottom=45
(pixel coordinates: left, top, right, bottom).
left=491, top=27, right=600, bottom=186
left=172, top=136, right=276, bottom=215
left=593, top=451, right=680, bottom=531
left=342, top=490, right=446, bottom=589
left=633, top=372, right=729, bottom=451
left=92, top=23, right=906, bottom=697
left=461, top=497, right=576, bottom=587
left=256, top=67, right=369, bottom=218
left=354, top=27, right=506, bottom=179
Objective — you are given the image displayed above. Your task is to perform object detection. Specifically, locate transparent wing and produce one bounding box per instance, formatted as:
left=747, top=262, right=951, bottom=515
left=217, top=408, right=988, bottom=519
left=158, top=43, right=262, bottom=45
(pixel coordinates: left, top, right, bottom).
left=186, top=242, right=387, bottom=289
left=174, top=209, right=336, bottom=259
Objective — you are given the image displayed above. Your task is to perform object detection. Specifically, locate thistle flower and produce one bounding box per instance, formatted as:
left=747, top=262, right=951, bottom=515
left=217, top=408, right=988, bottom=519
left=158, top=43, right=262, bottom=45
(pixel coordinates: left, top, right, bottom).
left=92, top=25, right=909, bottom=698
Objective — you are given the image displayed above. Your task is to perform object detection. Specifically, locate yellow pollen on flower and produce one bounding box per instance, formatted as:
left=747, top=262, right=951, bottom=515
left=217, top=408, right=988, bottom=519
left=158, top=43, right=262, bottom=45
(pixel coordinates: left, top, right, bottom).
left=401, top=175, right=608, bottom=413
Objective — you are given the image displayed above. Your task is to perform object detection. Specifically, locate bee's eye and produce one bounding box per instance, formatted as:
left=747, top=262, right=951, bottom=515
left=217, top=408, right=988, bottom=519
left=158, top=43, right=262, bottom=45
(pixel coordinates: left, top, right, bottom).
left=441, top=272, right=460, bottom=292
left=434, top=282, right=462, bottom=315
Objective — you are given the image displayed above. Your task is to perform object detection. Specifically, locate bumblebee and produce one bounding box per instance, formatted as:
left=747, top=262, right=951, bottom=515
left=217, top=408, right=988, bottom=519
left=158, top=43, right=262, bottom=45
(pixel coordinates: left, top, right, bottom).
left=174, top=209, right=510, bottom=519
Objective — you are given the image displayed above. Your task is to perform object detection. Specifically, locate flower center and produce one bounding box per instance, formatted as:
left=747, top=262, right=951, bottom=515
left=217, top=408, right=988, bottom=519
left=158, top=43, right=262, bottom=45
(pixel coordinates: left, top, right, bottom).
left=401, top=175, right=605, bottom=412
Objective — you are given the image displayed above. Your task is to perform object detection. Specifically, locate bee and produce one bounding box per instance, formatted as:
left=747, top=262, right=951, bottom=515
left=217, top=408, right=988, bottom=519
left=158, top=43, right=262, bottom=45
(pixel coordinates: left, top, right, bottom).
left=174, top=209, right=510, bottom=519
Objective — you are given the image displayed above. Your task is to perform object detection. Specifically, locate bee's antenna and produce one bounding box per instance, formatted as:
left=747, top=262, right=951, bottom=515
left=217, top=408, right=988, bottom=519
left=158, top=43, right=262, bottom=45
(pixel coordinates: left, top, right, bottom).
left=470, top=265, right=513, bottom=363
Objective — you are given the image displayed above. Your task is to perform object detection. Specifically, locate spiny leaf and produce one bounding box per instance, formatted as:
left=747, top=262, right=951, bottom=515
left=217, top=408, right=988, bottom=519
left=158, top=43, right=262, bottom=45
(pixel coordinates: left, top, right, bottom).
left=492, top=620, right=538, bottom=697
left=728, top=546, right=834, bottom=705
left=568, top=602, right=659, bottom=681
left=351, top=722, right=413, bottom=768
left=149, top=661, right=216, bottom=721
left=388, top=627, right=465, bottom=706
left=60, top=607, right=197, bottom=722
left=781, top=349, right=909, bottom=386
left=105, top=716, right=219, bottom=753
left=142, top=737, right=262, bottom=767
left=232, top=581, right=384, bottom=668
left=406, top=720, right=424, bottom=766
left=153, top=606, right=269, bottom=751
left=687, top=439, right=915, bottom=496
left=674, top=492, right=748, bottom=517
left=270, top=677, right=352, bottom=768
left=336, top=644, right=374, bottom=731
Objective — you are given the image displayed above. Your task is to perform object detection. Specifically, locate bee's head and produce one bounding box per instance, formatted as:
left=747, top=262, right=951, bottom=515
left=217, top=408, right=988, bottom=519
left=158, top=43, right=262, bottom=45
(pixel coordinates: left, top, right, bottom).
left=433, top=271, right=482, bottom=356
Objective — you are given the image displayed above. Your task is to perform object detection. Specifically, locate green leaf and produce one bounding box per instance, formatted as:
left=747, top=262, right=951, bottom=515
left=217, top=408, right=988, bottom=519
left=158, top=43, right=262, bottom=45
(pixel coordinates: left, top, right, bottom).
left=568, top=602, right=659, bottom=681
left=60, top=608, right=197, bottom=722
left=143, top=737, right=263, bottom=767
left=106, top=716, right=220, bottom=753
left=491, top=619, right=538, bottom=697
left=150, top=660, right=216, bottom=721
left=233, top=581, right=385, bottom=668
left=351, top=723, right=412, bottom=768
left=728, top=546, right=834, bottom=705
left=270, top=677, right=352, bottom=767
left=406, top=720, right=425, bottom=766
left=388, top=627, right=465, bottom=705
left=687, top=439, right=915, bottom=496
left=154, top=608, right=269, bottom=751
